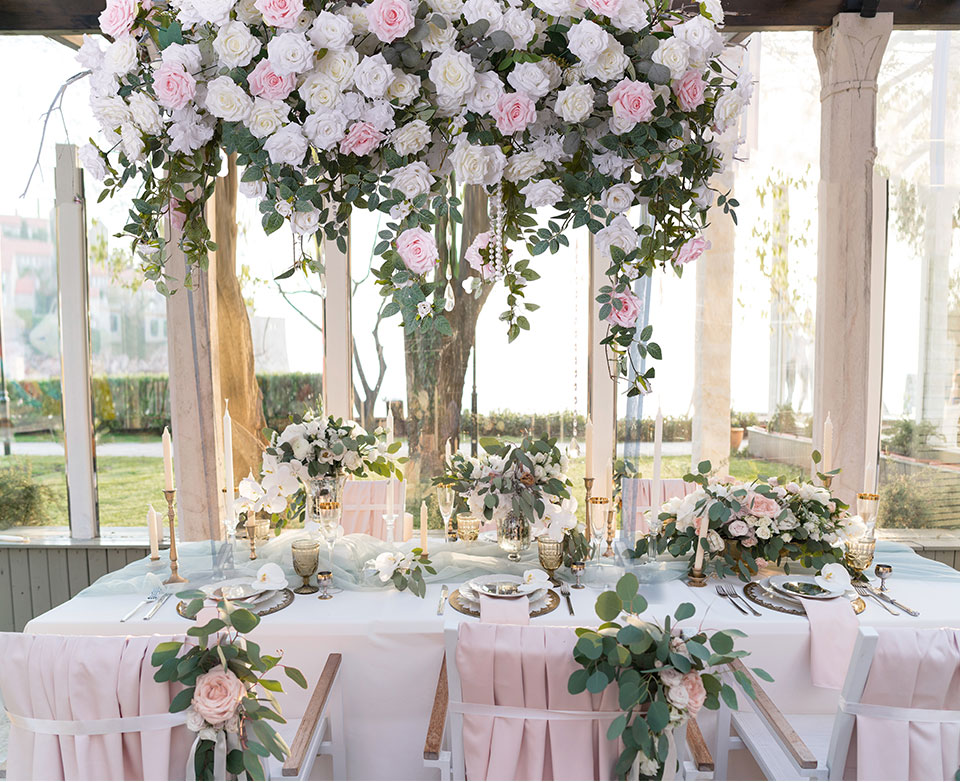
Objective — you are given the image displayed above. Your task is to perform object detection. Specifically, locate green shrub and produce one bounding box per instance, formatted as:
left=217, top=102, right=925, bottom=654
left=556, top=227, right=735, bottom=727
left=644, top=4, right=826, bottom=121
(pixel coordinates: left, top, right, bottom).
left=0, top=462, right=55, bottom=528
left=878, top=475, right=932, bottom=529
left=882, top=418, right=938, bottom=458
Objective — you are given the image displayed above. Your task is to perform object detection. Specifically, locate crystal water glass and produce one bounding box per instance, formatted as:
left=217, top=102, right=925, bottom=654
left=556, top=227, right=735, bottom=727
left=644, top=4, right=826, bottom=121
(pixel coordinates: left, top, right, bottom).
left=291, top=539, right=320, bottom=594
left=437, top=485, right=456, bottom=541
left=319, top=501, right=341, bottom=568
left=588, top=497, right=609, bottom=562
left=856, top=493, right=880, bottom=536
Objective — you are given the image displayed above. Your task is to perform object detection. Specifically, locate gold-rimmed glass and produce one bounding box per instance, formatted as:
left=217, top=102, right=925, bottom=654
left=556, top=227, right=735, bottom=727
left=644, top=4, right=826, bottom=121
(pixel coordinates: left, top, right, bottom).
left=318, top=501, right=341, bottom=569
left=856, top=493, right=880, bottom=534
left=588, top=497, right=609, bottom=562
left=457, top=514, right=480, bottom=542
left=291, top=539, right=320, bottom=594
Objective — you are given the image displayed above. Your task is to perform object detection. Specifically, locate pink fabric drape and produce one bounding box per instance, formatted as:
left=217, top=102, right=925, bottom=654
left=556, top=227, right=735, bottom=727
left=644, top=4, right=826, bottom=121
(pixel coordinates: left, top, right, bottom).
left=457, top=624, right=621, bottom=780
left=621, top=479, right=698, bottom=535
left=0, top=633, right=193, bottom=781
left=800, top=597, right=859, bottom=690
left=340, top=479, right=405, bottom=539
left=847, top=628, right=960, bottom=780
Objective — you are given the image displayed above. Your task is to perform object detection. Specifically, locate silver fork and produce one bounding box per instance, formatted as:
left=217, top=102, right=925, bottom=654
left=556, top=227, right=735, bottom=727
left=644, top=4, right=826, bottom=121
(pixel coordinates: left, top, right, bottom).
left=716, top=584, right=747, bottom=615
left=560, top=582, right=574, bottom=615
left=720, top=583, right=761, bottom=616
left=121, top=586, right=162, bottom=622
left=854, top=583, right=899, bottom=616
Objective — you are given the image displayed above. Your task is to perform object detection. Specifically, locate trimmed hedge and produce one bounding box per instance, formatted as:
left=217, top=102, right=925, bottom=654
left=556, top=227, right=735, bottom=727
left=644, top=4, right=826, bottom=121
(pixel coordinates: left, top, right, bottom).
left=459, top=410, right=692, bottom=441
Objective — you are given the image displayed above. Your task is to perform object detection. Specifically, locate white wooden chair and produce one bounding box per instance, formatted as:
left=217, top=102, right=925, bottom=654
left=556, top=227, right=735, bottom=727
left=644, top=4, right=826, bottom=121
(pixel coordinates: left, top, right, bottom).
left=713, top=627, right=960, bottom=780
left=422, top=623, right=714, bottom=781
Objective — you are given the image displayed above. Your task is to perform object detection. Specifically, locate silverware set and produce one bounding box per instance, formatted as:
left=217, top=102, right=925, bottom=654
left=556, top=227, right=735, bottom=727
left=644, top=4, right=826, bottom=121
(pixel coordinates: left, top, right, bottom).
left=121, top=587, right=170, bottom=622
left=715, top=584, right=760, bottom=616
left=853, top=582, right=919, bottom=617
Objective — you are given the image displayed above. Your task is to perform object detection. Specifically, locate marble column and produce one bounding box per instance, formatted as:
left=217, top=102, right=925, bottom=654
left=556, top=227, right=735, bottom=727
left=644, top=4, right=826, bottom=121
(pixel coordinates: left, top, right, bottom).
left=812, top=12, right=892, bottom=502
left=165, top=208, right=226, bottom=541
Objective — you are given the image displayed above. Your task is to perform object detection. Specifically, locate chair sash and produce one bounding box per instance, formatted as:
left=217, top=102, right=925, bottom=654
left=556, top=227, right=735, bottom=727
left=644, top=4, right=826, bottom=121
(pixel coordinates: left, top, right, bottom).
left=340, top=479, right=405, bottom=539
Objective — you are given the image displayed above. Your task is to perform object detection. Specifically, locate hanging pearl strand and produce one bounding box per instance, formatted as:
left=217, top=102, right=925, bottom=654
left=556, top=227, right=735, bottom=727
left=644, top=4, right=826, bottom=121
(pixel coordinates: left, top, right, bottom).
left=492, top=182, right=506, bottom=279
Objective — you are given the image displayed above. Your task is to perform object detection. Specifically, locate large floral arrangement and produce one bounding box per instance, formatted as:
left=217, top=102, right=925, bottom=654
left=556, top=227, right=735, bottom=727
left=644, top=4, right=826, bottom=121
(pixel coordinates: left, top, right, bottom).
left=643, top=460, right=862, bottom=581
left=80, top=0, right=750, bottom=394
left=571, top=573, right=765, bottom=779
left=152, top=592, right=307, bottom=779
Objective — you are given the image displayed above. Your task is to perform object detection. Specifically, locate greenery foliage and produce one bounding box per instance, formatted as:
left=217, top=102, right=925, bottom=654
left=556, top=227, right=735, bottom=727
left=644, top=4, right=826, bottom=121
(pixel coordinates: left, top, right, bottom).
left=0, top=462, right=55, bottom=528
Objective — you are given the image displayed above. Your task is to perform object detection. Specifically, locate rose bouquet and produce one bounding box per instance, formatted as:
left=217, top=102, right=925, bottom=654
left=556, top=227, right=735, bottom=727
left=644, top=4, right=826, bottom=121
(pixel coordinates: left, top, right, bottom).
left=642, top=459, right=861, bottom=580
left=80, top=0, right=751, bottom=396
left=364, top=547, right=434, bottom=597
left=152, top=593, right=307, bottom=779
left=571, top=572, right=765, bottom=780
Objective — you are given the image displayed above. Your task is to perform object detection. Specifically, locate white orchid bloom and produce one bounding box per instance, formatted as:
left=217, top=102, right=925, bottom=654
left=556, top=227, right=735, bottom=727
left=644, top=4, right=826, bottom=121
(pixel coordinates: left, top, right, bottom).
left=815, top=563, right=852, bottom=594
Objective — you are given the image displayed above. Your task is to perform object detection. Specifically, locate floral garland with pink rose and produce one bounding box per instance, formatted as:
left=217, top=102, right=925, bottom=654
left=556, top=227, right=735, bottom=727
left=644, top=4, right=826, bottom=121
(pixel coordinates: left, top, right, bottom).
left=81, top=0, right=750, bottom=394
left=152, top=592, right=307, bottom=780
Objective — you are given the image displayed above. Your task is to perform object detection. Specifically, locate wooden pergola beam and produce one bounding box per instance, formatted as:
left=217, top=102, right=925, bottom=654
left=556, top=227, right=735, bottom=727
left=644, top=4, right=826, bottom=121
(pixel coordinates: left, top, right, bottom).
left=1, top=0, right=959, bottom=32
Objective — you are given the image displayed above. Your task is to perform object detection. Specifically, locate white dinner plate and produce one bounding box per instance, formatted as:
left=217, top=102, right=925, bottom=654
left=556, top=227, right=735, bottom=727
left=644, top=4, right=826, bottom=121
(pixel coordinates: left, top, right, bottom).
left=460, top=582, right=545, bottom=604
left=202, top=578, right=267, bottom=601
left=478, top=531, right=498, bottom=543
left=469, top=574, right=545, bottom=598
left=457, top=586, right=550, bottom=613
left=768, top=574, right=840, bottom=600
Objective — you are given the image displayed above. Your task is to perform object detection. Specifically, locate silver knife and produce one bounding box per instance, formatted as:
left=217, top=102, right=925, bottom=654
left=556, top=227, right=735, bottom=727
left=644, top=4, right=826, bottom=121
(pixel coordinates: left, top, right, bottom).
left=143, top=592, right=171, bottom=620
left=437, top=585, right=448, bottom=616
left=870, top=587, right=920, bottom=617
left=121, top=587, right=161, bottom=622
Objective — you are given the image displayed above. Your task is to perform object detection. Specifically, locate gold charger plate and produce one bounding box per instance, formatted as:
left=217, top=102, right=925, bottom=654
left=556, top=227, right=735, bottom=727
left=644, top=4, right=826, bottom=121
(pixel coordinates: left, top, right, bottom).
left=176, top=588, right=295, bottom=619
left=448, top=588, right=560, bottom=619
left=744, top=581, right=865, bottom=616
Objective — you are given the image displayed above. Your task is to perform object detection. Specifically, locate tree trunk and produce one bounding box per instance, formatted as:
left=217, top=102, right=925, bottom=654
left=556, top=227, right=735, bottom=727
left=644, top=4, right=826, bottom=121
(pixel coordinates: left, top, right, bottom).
left=215, top=156, right=268, bottom=484
left=402, top=186, right=492, bottom=497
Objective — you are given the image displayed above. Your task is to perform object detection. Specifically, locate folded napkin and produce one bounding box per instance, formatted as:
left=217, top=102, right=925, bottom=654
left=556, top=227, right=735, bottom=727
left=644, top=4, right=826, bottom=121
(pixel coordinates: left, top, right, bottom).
left=479, top=594, right=530, bottom=625
left=800, top=596, right=859, bottom=689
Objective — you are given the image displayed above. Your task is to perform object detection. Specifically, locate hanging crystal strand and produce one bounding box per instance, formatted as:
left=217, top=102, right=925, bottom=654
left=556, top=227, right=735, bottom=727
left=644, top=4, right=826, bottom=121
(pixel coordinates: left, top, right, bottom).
left=443, top=263, right=455, bottom=312
left=567, top=234, right=582, bottom=460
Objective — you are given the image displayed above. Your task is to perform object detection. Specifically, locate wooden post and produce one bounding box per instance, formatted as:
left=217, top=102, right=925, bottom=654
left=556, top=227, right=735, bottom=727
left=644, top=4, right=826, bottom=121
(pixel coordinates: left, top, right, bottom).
left=323, top=238, right=352, bottom=420
left=587, top=235, right=617, bottom=498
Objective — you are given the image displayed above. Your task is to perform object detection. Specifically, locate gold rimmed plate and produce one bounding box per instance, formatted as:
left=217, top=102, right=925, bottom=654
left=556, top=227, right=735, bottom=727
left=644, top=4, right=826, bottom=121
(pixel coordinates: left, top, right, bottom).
left=177, top=588, right=295, bottom=619
left=448, top=588, right=560, bottom=618
left=744, top=582, right=865, bottom=616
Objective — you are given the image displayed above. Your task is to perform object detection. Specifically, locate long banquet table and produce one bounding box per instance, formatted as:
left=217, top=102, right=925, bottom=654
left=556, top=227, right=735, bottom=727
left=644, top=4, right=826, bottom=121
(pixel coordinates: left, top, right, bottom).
left=24, top=532, right=960, bottom=780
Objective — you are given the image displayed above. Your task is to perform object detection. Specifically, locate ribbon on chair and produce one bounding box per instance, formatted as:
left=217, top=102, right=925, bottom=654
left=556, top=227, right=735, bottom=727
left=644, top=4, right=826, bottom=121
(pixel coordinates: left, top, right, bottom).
left=6, top=710, right=187, bottom=735
left=186, top=727, right=242, bottom=781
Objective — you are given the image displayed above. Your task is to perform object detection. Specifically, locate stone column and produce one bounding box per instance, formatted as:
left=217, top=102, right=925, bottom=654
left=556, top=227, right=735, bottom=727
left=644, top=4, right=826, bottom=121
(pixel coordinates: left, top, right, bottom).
left=812, top=12, right=892, bottom=502
left=166, top=210, right=226, bottom=541
left=692, top=164, right=736, bottom=476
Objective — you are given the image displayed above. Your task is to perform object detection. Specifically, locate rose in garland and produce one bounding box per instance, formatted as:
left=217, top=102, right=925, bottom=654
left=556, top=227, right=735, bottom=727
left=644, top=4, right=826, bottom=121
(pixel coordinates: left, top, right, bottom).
left=80, top=0, right=750, bottom=396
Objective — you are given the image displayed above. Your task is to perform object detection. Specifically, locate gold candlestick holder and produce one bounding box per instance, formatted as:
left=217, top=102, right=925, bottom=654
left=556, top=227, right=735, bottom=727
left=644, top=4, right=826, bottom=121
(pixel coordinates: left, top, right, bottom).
left=687, top=566, right=706, bottom=588
left=603, top=508, right=616, bottom=557
left=584, top=477, right=594, bottom=518
left=162, top=489, right=187, bottom=585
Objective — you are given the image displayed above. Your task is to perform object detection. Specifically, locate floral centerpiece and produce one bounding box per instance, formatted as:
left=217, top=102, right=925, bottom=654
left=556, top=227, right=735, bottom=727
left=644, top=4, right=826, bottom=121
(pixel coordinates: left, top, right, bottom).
left=365, top=547, right=435, bottom=597
left=152, top=592, right=307, bottom=780
left=571, top=572, right=766, bottom=779
left=80, top=0, right=751, bottom=396
left=641, top=459, right=862, bottom=581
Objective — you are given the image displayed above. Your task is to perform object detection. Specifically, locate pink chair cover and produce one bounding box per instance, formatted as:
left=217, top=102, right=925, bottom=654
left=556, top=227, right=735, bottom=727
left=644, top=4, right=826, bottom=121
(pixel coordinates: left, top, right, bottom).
left=800, top=597, right=859, bottom=690
left=340, top=479, right=405, bottom=539
left=479, top=595, right=530, bottom=625
left=457, top=624, right=621, bottom=780
left=847, top=628, right=960, bottom=780
left=622, top=479, right=698, bottom=535
left=0, top=633, right=193, bottom=781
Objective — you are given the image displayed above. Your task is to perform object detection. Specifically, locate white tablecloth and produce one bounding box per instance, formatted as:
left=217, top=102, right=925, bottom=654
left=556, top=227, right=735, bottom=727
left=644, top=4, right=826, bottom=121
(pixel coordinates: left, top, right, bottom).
left=24, top=536, right=960, bottom=780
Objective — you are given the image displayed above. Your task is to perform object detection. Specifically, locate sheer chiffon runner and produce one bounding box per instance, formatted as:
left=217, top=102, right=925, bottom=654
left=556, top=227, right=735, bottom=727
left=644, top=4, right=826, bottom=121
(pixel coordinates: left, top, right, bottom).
left=456, top=624, right=621, bottom=780
left=0, top=633, right=192, bottom=781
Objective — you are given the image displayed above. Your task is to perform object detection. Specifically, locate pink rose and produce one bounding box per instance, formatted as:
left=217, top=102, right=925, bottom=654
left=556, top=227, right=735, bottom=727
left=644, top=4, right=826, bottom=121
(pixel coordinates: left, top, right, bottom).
left=396, top=227, right=439, bottom=274
left=153, top=63, right=196, bottom=110
left=254, top=0, right=304, bottom=28
left=191, top=668, right=245, bottom=726
left=582, top=0, right=622, bottom=16
left=741, top=535, right=757, bottom=547
left=674, top=235, right=710, bottom=265
left=465, top=231, right=490, bottom=271
left=681, top=672, right=707, bottom=716
left=167, top=199, right=187, bottom=233
left=365, top=0, right=415, bottom=43
left=605, top=289, right=643, bottom=328
left=491, top=92, right=537, bottom=135
left=674, top=70, right=706, bottom=112
left=726, top=519, right=750, bottom=537
left=608, top=79, right=655, bottom=124
left=248, top=59, right=296, bottom=101
left=99, top=0, right=138, bottom=38
left=338, top=121, right=384, bottom=156
left=747, top=492, right=781, bottom=518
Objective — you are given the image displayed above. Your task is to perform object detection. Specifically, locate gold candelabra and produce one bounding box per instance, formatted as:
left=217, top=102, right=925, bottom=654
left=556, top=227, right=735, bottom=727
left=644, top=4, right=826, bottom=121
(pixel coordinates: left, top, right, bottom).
left=162, top=489, right=187, bottom=585
left=603, top=509, right=616, bottom=557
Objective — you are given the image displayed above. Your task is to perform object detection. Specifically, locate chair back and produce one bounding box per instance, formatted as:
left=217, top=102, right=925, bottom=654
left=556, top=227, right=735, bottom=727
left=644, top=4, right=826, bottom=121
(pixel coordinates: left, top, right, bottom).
left=340, top=479, right=406, bottom=539
left=0, top=632, right=192, bottom=781
left=620, top=478, right=698, bottom=542
left=827, top=626, right=960, bottom=780
left=443, top=622, right=622, bottom=781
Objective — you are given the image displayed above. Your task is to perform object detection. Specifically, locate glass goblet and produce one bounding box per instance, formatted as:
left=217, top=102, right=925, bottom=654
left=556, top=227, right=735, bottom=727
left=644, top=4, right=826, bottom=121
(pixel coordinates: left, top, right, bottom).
left=291, top=539, right=320, bottom=594
left=457, top=514, right=480, bottom=543
left=319, top=502, right=341, bottom=567
left=437, top=485, right=456, bottom=541
left=857, top=493, right=880, bottom=536
left=588, top=497, right=609, bottom=562
left=537, top=537, right=563, bottom=585
left=317, top=570, right=333, bottom=600
left=844, top=537, right=876, bottom=580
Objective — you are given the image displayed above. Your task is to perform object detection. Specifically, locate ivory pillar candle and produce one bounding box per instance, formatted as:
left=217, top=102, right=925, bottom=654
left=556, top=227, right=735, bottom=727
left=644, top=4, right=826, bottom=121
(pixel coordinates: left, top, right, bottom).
left=148, top=506, right=159, bottom=560
left=152, top=503, right=164, bottom=542
left=162, top=427, right=174, bottom=491
left=403, top=511, right=414, bottom=542
left=223, top=399, right=235, bottom=525
left=386, top=408, right=394, bottom=442
left=822, top=413, right=833, bottom=475
left=420, top=501, right=428, bottom=554
left=585, top=416, right=594, bottom=475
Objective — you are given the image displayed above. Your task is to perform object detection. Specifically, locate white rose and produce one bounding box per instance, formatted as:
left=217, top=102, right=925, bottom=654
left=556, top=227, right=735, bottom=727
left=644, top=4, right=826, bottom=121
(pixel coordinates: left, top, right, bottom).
left=450, top=139, right=505, bottom=186
left=615, top=0, right=648, bottom=31
left=161, top=43, right=202, bottom=72
left=421, top=22, right=457, bottom=53
left=263, top=123, right=308, bottom=165
left=291, top=208, right=320, bottom=236
left=293, top=9, right=316, bottom=32
left=168, top=108, right=214, bottom=153
left=391, top=119, right=431, bottom=156
left=428, top=0, right=463, bottom=19
left=192, top=0, right=235, bottom=24
left=339, top=92, right=367, bottom=120
left=596, top=216, right=638, bottom=255
left=354, top=53, right=394, bottom=99
left=713, top=89, right=744, bottom=133
left=120, top=123, right=145, bottom=162
left=76, top=35, right=103, bottom=70
left=533, top=0, right=578, bottom=15
left=567, top=20, right=609, bottom=64
left=245, top=98, right=288, bottom=138
left=583, top=40, right=628, bottom=81
left=235, top=0, right=261, bottom=22
left=703, top=0, right=724, bottom=24
left=463, top=0, right=503, bottom=28
left=363, top=99, right=395, bottom=131
left=520, top=180, right=563, bottom=208
left=303, top=109, right=347, bottom=149
left=317, top=47, right=359, bottom=88
left=387, top=73, right=421, bottom=106
left=79, top=144, right=107, bottom=181
left=594, top=150, right=629, bottom=177
left=204, top=76, right=253, bottom=122
left=502, top=8, right=536, bottom=47
left=343, top=450, right=363, bottom=471
left=239, top=177, right=267, bottom=199
left=127, top=92, right=162, bottom=135
left=267, top=32, right=314, bottom=76
left=309, top=11, right=354, bottom=51
left=675, top=15, right=723, bottom=61
left=339, top=5, right=369, bottom=33
left=298, top=71, right=343, bottom=112
left=213, top=21, right=260, bottom=68
left=429, top=49, right=476, bottom=100
left=103, top=36, right=138, bottom=76
left=555, top=82, right=594, bottom=123
left=651, top=37, right=690, bottom=80
left=666, top=683, right=690, bottom=710
left=504, top=152, right=544, bottom=183
left=507, top=62, right=550, bottom=99
left=389, top=161, right=436, bottom=199
left=466, top=71, right=504, bottom=114
left=600, top=183, right=635, bottom=213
